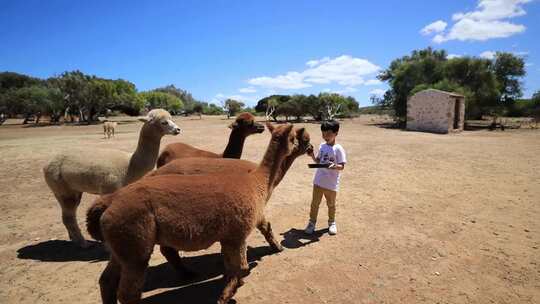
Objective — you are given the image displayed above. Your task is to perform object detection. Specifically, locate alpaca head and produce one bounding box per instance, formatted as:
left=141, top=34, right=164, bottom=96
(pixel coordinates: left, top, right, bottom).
left=228, top=112, right=265, bottom=136
left=266, top=122, right=300, bottom=156
left=292, top=127, right=313, bottom=157
left=139, top=109, right=181, bottom=136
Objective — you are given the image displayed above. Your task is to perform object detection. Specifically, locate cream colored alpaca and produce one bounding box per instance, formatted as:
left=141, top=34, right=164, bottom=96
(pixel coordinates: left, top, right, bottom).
left=103, top=121, right=117, bottom=139
left=43, top=109, right=180, bottom=248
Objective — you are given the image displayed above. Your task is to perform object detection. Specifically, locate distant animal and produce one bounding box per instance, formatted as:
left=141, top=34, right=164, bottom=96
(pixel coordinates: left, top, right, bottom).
left=103, top=121, right=117, bottom=139
left=156, top=112, right=265, bottom=167
left=88, top=123, right=310, bottom=304
left=43, top=109, right=180, bottom=248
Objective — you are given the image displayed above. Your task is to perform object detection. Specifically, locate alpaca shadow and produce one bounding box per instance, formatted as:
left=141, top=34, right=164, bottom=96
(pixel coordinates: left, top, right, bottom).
left=16, top=240, right=108, bottom=262
left=143, top=245, right=274, bottom=292
left=280, top=228, right=324, bottom=249
left=142, top=277, right=234, bottom=304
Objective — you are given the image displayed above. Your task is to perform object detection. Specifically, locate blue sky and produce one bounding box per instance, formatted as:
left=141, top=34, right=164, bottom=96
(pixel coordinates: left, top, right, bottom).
left=1, top=0, right=539, bottom=106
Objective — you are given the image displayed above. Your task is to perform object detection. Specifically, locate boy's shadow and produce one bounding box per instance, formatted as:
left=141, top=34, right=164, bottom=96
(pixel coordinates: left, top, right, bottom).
left=280, top=228, right=325, bottom=249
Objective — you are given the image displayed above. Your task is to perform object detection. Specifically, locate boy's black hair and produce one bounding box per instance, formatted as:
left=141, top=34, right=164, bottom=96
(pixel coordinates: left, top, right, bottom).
left=321, top=120, right=340, bottom=133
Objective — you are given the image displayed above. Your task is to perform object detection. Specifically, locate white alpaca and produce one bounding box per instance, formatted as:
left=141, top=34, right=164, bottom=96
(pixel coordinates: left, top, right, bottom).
left=103, top=121, right=117, bottom=139
left=43, top=109, right=181, bottom=247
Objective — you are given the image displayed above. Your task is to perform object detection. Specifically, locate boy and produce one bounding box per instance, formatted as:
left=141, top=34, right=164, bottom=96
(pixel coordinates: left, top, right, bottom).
left=305, top=120, right=346, bottom=235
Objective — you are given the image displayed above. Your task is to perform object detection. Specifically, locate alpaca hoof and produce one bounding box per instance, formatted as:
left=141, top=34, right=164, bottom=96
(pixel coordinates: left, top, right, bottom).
left=76, top=239, right=91, bottom=248
left=271, top=244, right=284, bottom=253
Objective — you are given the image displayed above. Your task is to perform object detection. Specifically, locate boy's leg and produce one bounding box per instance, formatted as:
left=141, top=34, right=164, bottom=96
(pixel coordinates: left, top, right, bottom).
left=323, top=189, right=337, bottom=223
left=309, top=185, right=324, bottom=223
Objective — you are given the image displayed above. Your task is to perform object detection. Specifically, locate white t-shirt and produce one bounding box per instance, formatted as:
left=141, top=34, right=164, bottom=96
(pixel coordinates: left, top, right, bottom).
left=313, top=143, right=347, bottom=191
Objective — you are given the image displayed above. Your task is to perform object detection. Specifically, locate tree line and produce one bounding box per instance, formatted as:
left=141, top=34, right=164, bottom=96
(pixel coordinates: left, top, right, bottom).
left=0, top=71, right=224, bottom=124
left=374, top=47, right=539, bottom=124
left=0, top=70, right=363, bottom=124
left=254, top=93, right=359, bottom=121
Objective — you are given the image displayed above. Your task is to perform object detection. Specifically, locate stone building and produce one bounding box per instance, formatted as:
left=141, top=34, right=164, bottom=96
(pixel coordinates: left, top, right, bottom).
left=406, top=89, right=465, bottom=134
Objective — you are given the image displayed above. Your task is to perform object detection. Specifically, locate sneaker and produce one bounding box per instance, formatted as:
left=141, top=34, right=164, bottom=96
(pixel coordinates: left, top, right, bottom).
left=328, top=222, right=337, bottom=235
left=304, top=221, right=316, bottom=234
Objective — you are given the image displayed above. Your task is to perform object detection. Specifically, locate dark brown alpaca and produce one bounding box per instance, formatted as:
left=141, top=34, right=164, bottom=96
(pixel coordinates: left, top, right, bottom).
left=90, top=124, right=310, bottom=304
left=156, top=112, right=264, bottom=167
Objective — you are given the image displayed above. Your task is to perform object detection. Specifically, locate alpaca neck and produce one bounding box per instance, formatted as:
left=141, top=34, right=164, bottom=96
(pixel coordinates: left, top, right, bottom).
left=272, top=150, right=302, bottom=188
left=222, top=128, right=246, bottom=159
left=126, top=124, right=162, bottom=184
left=255, top=139, right=288, bottom=202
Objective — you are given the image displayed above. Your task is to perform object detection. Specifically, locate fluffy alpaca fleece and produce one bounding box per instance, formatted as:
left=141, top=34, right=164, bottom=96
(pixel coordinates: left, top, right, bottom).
left=89, top=124, right=310, bottom=304
left=43, top=109, right=180, bottom=247
left=156, top=112, right=265, bottom=167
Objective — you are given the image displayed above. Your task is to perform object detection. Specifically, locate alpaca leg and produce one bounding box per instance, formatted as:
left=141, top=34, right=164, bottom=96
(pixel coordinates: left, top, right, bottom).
left=99, top=256, right=121, bottom=304
left=218, top=241, right=249, bottom=304
left=116, top=259, right=149, bottom=304
left=257, top=219, right=283, bottom=252
left=56, top=192, right=88, bottom=248
left=159, top=246, right=195, bottom=277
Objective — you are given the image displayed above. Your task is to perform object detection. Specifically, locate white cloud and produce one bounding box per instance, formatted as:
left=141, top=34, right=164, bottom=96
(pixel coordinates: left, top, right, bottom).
left=239, top=87, right=257, bottom=93
left=328, top=87, right=358, bottom=95
left=306, top=57, right=330, bottom=67
left=423, top=0, right=531, bottom=43
left=447, top=54, right=462, bottom=59
left=365, top=79, right=382, bottom=85
left=525, top=62, right=534, bottom=67
left=211, top=93, right=260, bottom=105
left=369, top=89, right=386, bottom=96
left=420, top=20, right=447, bottom=35
left=248, top=71, right=310, bottom=90
left=480, top=50, right=496, bottom=59
left=513, top=50, right=529, bottom=56
left=248, top=55, right=380, bottom=90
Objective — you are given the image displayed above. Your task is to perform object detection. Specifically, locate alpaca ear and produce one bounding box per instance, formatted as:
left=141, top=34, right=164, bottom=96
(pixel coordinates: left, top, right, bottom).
left=138, top=117, right=149, bottom=122
left=266, top=122, right=275, bottom=132
left=228, top=121, right=238, bottom=129
left=284, top=124, right=294, bottom=135
left=296, top=127, right=305, bottom=137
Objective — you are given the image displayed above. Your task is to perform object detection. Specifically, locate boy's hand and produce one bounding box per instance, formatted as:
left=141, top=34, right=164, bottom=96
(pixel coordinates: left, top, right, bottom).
left=328, top=162, right=337, bottom=169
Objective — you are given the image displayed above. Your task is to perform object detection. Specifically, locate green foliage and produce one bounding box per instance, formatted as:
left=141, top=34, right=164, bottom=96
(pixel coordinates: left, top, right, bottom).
left=139, top=91, right=183, bottom=114
left=377, top=48, right=527, bottom=121
left=203, top=103, right=225, bottom=115
left=154, top=84, right=201, bottom=114
left=224, top=99, right=245, bottom=118
left=0, top=70, right=199, bottom=124
left=254, top=93, right=359, bottom=121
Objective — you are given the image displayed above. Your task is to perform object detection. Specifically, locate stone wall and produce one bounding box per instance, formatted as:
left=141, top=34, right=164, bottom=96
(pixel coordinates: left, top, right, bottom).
left=406, top=89, right=465, bottom=134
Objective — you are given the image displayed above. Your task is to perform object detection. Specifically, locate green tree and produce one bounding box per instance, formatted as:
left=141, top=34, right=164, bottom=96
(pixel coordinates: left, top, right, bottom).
left=377, top=47, right=447, bottom=119
left=203, top=103, right=225, bottom=115
left=139, top=91, right=183, bottom=114
left=154, top=84, right=200, bottom=114
left=492, top=52, right=526, bottom=104
left=223, top=99, right=244, bottom=118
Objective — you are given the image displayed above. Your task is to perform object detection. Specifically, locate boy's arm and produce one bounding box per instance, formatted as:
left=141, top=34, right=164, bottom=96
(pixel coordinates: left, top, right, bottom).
left=329, top=146, right=346, bottom=170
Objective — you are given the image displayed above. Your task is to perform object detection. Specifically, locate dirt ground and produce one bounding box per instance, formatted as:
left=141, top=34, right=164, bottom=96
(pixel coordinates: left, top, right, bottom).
left=1, top=115, right=539, bottom=304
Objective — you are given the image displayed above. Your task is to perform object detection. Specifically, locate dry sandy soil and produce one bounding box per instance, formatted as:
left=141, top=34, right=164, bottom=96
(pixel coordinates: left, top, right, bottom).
left=1, top=115, right=539, bottom=304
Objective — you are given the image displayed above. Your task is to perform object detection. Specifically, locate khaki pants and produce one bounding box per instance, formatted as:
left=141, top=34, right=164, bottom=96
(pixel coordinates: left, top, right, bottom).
left=309, top=184, right=337, bottom=223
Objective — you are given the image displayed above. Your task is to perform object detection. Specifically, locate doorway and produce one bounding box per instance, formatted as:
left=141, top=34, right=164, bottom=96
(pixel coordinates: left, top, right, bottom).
left=453, top=98, right=461, bottom=129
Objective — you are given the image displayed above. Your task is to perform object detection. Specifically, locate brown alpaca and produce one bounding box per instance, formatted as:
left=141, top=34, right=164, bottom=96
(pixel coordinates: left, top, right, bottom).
left=90, top=124, right=310, bottom=304
left=113, top=127, right=311, bottom=272
left=156, top=112, right=264, bottom=167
